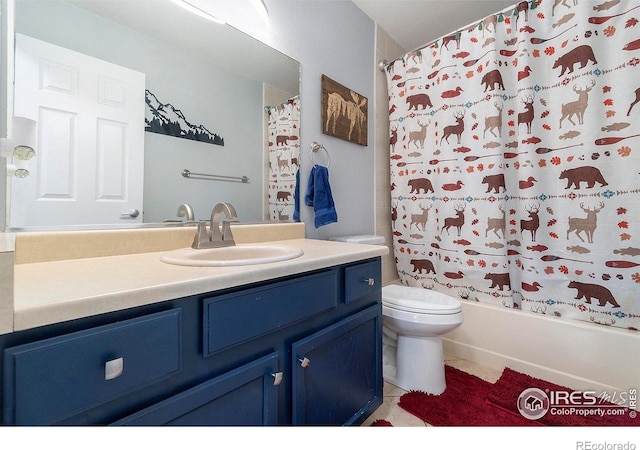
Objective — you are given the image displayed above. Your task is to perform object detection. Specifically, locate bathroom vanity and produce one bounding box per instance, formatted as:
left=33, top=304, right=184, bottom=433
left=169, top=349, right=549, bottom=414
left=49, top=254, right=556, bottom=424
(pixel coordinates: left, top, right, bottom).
left=0, top=232, right=386, bottom=426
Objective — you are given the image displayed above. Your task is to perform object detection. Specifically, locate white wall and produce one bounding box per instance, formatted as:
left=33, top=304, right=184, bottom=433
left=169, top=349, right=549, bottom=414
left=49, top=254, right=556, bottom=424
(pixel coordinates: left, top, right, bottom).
left=261, top=0, right=377, bottom=239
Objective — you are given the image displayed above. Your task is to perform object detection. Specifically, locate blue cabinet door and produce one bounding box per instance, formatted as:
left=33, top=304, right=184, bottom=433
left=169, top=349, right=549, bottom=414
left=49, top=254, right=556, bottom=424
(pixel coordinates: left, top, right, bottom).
left=291, top=305, right=382, bottom=426
left=113, top=352, right=280, bottom=425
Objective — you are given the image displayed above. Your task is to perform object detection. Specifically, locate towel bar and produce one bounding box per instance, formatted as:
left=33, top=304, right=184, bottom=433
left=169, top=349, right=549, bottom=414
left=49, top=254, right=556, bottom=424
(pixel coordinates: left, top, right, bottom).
left=310, top=141, right=330, bottom=167
left=181, top=169, right=249, bottom=183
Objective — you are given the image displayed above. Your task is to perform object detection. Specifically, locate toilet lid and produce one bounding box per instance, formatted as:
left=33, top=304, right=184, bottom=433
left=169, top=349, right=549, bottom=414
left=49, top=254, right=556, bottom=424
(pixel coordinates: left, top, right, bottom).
left=382, top=286, right=462, bottom=314
left=383, top=297, right=462, bottom=314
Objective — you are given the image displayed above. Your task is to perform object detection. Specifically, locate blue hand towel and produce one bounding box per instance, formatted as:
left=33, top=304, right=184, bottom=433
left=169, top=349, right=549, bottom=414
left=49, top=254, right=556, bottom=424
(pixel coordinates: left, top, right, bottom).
left=293, top=169, right=300, bottom=222
left=304, top=165, right=337, bottom=228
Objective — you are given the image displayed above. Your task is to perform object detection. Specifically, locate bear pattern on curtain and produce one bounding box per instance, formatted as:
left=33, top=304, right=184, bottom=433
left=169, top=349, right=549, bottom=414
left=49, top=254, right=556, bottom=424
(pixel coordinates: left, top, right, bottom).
left=386, top=0, right=640, bottom=331
left=267, top=95, right=300, bottom=221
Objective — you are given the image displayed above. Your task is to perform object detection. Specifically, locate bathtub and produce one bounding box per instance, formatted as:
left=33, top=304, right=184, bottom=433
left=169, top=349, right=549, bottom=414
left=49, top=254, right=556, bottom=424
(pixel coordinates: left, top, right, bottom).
left=440, top=300, right=639, bottom=395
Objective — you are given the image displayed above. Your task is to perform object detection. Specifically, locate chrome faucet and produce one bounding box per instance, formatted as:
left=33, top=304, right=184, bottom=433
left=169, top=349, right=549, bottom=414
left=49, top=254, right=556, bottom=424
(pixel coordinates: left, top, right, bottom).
left=176, top=203, right=195, bottom=222
left=191, top=202, right=239, bottom=249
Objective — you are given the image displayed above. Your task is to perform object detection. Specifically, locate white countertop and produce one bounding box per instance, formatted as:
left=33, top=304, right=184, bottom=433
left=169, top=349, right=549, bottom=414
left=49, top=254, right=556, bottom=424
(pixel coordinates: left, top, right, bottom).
left=13, top=238, right=388, bottom=331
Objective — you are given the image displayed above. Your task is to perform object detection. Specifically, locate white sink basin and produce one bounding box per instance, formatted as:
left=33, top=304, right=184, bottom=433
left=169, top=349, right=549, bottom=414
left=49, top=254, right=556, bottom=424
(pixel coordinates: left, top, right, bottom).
left=160, top=244, right=304, bottom=267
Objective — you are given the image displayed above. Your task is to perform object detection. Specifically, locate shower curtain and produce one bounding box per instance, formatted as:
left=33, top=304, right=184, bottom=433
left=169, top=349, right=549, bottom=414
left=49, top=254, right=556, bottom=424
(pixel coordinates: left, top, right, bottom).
left=267, top=95, right=300, bottom=221
left=385, top=0, right=640, bottom=331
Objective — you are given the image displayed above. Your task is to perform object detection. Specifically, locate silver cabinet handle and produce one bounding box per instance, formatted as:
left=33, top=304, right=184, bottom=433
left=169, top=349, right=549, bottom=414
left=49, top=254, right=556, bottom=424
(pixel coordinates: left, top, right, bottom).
left=105, top=357, right=124, bottom=380
left=363, top=278, right=375, bottom=286
left=272, top=372, right=283, bottom=386
left=121, top=209, right=140, bottom=218
left=298, top=357, right=310, bottom=368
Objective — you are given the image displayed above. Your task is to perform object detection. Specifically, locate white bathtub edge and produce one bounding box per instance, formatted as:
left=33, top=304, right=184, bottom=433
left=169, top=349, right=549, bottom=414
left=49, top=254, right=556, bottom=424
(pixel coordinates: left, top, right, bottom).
left=442, top=301, right=639, bottom=396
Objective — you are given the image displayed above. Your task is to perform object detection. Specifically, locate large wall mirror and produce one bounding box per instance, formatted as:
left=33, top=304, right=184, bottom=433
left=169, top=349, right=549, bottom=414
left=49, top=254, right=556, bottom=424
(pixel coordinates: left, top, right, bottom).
left=4, top=0, right=300, bottom=230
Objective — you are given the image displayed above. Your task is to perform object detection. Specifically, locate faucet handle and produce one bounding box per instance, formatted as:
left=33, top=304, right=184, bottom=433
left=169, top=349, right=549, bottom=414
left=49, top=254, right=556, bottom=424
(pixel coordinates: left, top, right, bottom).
left=221, top=219, right=238, bottom=243
left=191, top=221, right=210, bottom=249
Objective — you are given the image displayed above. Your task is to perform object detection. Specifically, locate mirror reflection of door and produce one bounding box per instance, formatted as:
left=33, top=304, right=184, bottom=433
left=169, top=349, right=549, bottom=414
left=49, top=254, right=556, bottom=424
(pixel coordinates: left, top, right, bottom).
left=11, top=34, right=145, bottom=228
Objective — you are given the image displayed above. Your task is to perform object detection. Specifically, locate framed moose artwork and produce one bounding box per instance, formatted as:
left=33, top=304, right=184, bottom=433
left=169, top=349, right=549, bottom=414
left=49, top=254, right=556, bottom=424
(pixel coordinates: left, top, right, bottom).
left=321, top=75, right=368, bottom=146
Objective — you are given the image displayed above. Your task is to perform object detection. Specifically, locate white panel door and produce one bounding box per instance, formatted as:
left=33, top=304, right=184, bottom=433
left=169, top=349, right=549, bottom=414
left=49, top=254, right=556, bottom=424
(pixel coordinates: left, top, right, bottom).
left=11, top=34, right=145, bottom=228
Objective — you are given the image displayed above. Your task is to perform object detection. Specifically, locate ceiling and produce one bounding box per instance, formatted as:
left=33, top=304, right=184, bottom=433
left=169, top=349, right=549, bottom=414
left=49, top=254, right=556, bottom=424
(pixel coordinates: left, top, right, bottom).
left=352, top=0, right=517, bottom=52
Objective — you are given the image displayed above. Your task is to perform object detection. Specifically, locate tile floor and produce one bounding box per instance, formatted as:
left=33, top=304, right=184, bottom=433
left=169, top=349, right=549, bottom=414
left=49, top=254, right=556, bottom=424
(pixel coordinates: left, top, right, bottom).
left=361, top=353, right=503, bottom=426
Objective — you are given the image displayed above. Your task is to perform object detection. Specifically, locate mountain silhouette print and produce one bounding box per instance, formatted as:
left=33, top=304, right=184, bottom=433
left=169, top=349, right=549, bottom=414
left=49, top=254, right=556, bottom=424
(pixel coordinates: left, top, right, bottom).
left=145, top=89, right=224, bottom=146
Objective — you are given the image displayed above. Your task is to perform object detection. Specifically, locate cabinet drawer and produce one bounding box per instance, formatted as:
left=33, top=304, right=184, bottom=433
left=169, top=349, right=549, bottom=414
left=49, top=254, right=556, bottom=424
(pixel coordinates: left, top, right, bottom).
left=204, top=270, right=338, bottom=357
left=4, top=309, right=182, bottom=425
left=344, top=260, right=381, bottom=304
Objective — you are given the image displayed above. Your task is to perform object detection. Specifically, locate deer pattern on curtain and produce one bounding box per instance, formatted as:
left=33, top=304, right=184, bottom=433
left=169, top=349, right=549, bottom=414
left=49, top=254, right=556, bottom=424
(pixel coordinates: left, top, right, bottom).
left=385, top=0, right=640, bottom=331
left=267, top=95, right=300, bottom=221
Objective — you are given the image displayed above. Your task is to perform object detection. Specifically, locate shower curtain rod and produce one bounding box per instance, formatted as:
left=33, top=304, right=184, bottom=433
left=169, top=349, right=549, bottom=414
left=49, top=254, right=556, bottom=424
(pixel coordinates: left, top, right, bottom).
left=378, top=2, right=519, bottom=72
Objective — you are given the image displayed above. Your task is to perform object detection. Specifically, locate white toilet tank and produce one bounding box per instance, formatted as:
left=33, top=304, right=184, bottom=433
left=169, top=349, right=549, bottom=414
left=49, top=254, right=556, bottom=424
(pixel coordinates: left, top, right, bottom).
left=330, top=235, right=385, bottom=245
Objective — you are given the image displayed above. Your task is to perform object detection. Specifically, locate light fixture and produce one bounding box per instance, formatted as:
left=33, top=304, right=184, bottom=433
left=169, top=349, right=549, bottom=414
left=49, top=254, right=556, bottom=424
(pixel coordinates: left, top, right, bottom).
left=1, top=116, right=37, bottom=178
left=170, top=0, right=226, bottom=24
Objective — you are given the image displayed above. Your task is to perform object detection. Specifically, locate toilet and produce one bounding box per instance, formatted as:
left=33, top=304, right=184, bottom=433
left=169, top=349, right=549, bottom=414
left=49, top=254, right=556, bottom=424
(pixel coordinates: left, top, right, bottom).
left=330, top=235, right=464, bottom=394
left=382, top=284, right=463, bottom=394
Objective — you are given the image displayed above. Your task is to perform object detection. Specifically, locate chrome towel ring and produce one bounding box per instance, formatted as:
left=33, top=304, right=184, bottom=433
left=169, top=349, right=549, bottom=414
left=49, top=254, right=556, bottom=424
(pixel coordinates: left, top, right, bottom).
left=310, top=141, right=330, bottom=167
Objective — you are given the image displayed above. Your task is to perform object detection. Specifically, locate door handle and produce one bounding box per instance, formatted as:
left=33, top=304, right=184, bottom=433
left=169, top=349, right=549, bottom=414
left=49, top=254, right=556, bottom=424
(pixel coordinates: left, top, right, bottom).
left=121, top=209, right=140, bottom=218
